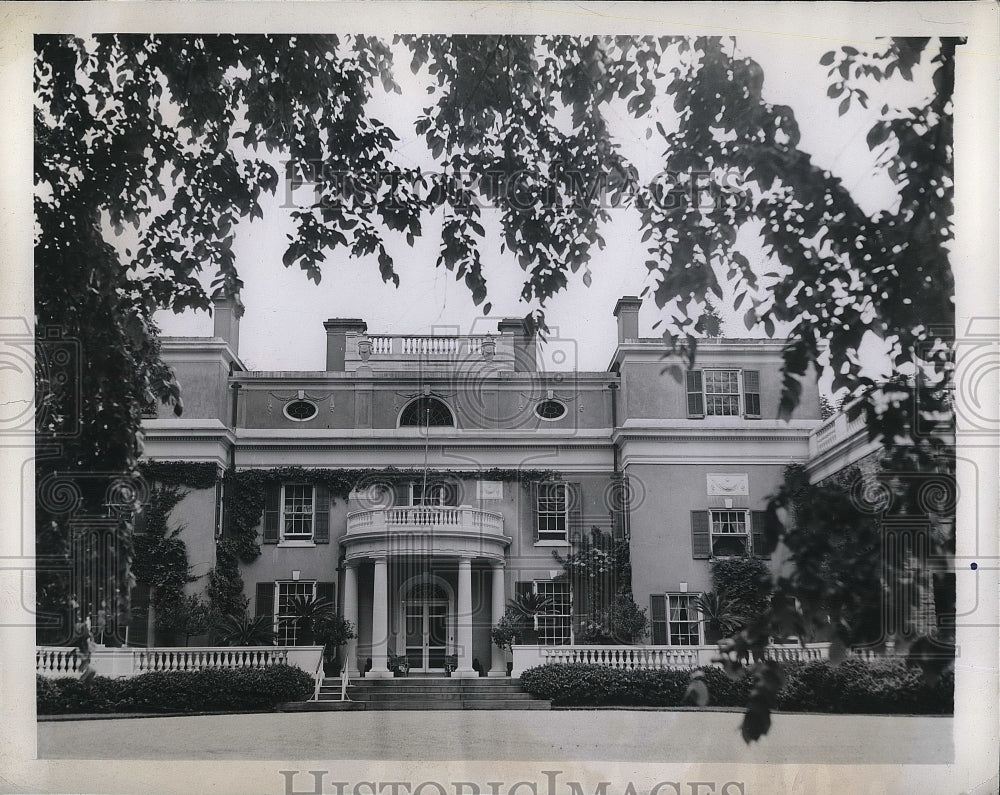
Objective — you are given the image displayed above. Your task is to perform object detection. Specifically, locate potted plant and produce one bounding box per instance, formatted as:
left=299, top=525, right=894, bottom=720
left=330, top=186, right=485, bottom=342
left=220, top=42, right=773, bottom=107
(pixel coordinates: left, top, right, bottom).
left=314, top=613, right=357, bottom=675
left=443, top=654, right=458, bottom=676
left=387, top=651, right=411, bottom=677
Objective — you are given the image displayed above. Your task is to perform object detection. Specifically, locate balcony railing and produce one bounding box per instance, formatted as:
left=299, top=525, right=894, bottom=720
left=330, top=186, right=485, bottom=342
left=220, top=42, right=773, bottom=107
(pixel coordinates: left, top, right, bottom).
left=368, top=335, right=486, bottom=357
left=346, top=505, right=504, bottom=536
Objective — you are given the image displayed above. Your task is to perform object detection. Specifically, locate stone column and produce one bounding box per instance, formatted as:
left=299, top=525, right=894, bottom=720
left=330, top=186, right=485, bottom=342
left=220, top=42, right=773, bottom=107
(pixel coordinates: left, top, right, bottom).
left=455, top=556, right=476, bottom=677
left=342, top=561, right=360, bottom=678
left=489, top=561, right=508, bottom=676
left=368, top=556, right=391, bottom=678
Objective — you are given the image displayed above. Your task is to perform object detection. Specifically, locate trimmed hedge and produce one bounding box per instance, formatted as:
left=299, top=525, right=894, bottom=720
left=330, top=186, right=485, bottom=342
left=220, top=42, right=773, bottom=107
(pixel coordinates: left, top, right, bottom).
left=519, top=659, right=953, bottom=714
left=37, top=665, right=314, bottom=715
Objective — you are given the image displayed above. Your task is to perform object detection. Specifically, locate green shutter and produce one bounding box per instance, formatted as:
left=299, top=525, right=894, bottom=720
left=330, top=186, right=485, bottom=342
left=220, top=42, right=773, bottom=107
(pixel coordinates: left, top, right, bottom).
left=314, top=484, right=330, bottom=543
left=743, top=370, right=761, bottom=418
left=316, top=581, right=335, bottom=610
left=262, top=484, right=280, bottom=544
left=691, top=510, right=710, bottom=559
left=751, top=510, right=770, bottom=559
left=255, top=582, right=275, bottom=618
left=686, top=370, right=704, bottom=417
left=650, top=595, right=667, bottom=644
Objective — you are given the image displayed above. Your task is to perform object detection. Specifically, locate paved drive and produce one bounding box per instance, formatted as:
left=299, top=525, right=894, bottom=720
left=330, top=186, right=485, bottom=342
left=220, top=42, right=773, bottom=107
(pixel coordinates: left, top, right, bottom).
left=38, top=710, right=952, bottom=764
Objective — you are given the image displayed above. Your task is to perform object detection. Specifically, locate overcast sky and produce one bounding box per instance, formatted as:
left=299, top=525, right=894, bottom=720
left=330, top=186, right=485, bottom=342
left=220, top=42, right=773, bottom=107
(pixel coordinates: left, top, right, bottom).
left=153, top=34, right=930, bottom=382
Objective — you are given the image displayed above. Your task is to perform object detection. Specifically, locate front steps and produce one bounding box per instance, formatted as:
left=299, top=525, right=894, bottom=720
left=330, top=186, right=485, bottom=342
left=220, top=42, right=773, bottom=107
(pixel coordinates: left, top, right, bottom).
left=281, top=676, right=550, bottom=711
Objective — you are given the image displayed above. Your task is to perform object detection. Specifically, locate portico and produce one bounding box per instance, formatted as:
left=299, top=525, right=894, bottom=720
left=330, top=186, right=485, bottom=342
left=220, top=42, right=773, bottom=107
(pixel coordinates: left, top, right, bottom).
left=340, top=506, right=510, bottom=678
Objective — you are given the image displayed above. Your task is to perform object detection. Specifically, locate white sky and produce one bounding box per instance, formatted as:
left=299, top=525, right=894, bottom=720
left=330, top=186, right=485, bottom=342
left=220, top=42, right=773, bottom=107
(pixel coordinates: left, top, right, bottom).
left=153, top=34, right=931, bottom=381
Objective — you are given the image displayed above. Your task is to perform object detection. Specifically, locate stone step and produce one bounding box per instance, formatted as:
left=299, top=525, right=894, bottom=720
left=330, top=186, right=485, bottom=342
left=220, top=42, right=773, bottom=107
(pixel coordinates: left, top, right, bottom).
left=321, top=690, right=538, bottom=701
left=280, top=699, right=550, bottom=712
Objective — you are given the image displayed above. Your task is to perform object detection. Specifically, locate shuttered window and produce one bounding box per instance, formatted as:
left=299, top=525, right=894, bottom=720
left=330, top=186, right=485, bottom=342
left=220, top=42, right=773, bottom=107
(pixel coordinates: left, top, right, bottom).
left=650, top=594, right=704, bottom=646
left=691, top=510, right=710, bottom=559
left=650, top=594, right=668, bottom=644
left=314, top=485, right=330, bottom=544
left=687, top=369, right=762, bottom=419
left=751, top=510, right=770, bottom=559
left=686, top=370, right=704, bottom=417
left=262, top=485, right=280, bottom=544
left=743, top=370, right=761, bottom=418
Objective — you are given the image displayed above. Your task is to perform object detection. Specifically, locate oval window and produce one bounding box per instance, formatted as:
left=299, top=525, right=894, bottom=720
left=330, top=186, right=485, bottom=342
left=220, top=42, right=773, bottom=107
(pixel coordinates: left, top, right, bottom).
left=535, top=399, right=567, bottom=420
left=284, top=400, right=318, bottom=421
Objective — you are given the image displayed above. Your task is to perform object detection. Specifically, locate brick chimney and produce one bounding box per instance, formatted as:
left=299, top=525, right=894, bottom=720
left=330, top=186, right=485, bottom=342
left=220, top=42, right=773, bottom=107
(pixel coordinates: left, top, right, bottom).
left=324, top=319, right=367, bottom=371
left=212, top=289, right=244, bottom=354
left=497, top=317, right=537, bottom=372
left=613, top=296, right=642, bottom=343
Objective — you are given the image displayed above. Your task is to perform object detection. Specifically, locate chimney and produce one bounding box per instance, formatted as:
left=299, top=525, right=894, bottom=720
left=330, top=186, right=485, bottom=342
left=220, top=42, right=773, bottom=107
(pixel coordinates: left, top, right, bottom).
left=212, top=289, right=244, bottom=353
left=324, top=319, right=367, bottom=371
left=613, top=296, right=642, bottom=343
left=498, top=317, right=537, bottom=372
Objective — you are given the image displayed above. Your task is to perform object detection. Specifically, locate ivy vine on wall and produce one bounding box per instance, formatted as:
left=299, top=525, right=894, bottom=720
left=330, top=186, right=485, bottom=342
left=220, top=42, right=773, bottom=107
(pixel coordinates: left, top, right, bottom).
left=138, top=461, right=220, bottom=490
left=222, top=466, right=560, bottom=564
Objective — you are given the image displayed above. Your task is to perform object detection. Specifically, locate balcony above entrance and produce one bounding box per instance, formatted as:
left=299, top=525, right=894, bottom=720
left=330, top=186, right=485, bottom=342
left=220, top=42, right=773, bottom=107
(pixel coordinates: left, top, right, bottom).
left=343, top=506, right=509, bottom=561
left=323, top=317, right=537, bottom=373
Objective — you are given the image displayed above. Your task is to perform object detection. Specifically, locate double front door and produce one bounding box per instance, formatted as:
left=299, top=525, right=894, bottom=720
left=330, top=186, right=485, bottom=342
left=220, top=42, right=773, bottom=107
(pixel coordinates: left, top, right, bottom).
left=405, top=598, right=448, bottom=671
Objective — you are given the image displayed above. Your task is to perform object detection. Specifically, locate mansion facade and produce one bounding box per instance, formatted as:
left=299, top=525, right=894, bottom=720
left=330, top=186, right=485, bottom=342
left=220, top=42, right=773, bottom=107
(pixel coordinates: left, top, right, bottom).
left=137, top=293, right=849, bottom=678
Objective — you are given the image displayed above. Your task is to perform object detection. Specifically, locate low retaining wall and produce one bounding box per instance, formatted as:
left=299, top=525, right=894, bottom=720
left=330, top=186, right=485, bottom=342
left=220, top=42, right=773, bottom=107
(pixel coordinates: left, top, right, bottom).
left=36, top=645, right=323, bottom=679
left=510, top=643, right=837, bottom=677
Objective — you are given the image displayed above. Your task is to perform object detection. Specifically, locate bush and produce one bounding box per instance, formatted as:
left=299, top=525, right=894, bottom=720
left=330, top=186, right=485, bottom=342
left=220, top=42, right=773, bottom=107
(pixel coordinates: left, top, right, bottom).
left=519, top=660, right=953, bottom=714
left=36, top=664, right=313, bottom=714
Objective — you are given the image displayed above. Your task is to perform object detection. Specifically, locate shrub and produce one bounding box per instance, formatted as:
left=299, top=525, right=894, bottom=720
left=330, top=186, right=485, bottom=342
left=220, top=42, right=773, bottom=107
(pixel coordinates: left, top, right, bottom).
left=519, top=660, right=953, bottom=714
left=36, top=665, right=313, bottom=714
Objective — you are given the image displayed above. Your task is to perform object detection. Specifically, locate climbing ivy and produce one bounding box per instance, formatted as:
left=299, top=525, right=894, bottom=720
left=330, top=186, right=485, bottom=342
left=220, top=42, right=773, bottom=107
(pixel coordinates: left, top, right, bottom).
left=223, top=466, right=559, bottom=564
left=139, top=461, right=220, bottom=490
left=132, top=486, right=210, bottom=638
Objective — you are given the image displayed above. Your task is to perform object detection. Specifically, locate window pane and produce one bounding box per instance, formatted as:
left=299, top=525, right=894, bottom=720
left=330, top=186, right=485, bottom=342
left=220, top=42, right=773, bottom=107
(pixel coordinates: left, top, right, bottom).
left=704, top=370, right=740, bottom=416
left=537, top=483, right=567, bottom=540
left=667, top=594, right=701, bottom=646
left=276, top=581, right=315, bottom=645
left=535, top=581, right=571, bottom=644
left=283, top=484, right=314, bottom=539
left=710, top=510, right=749, bottom=556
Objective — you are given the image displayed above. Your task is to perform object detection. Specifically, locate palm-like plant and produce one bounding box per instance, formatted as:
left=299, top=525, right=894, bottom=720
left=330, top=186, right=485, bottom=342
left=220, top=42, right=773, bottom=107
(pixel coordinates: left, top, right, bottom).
left=280, top=595, right=335, bottom=645
left=507, top=592, right=554, bottom=621
left=695, top=590, right=747, bottom=637
left=215, top=612, right=276, bottom=646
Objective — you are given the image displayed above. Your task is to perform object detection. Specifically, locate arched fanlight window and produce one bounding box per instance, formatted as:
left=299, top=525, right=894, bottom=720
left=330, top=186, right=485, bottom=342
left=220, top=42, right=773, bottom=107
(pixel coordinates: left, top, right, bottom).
left=399, top=397, right=455, bottom=427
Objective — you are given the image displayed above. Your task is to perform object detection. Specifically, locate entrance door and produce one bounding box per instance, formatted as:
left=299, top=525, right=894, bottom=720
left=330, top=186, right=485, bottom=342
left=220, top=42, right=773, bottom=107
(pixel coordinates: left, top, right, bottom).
left=405, top=599, right=449, bottom=671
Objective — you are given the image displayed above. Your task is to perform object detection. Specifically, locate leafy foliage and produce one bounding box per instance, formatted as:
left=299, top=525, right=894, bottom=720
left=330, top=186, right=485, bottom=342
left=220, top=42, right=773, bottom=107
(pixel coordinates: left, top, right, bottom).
left=138, top=461, right=220, bottom=491
left=131, top=486, right=215, bottom=641
left=279, top=595, right=334, bottom=646
left=554, top=527, right=634, bottom=642
left=214, top=612, right=276, bottom=647
left=709, top=557, right=772, bottom=629
left=36, top=665, right=314, bottom=714
left=36, top=34, right=959, bottom=742
left=490, top=609, right=526, bottom=651
left=519, top=660, right=953, bottom=714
